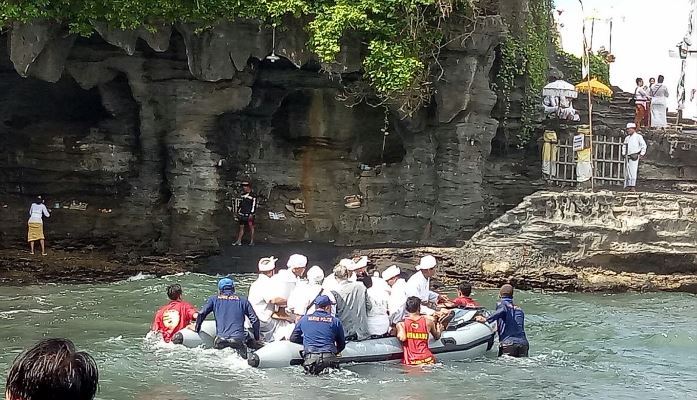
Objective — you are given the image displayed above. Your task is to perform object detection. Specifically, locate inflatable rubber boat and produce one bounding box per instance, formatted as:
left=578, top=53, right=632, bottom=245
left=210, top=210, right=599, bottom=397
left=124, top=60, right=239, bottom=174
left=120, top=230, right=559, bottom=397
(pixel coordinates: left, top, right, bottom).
left=173, top=310, right=495, bottom=368
left=249, top=310, right=495, bottom=368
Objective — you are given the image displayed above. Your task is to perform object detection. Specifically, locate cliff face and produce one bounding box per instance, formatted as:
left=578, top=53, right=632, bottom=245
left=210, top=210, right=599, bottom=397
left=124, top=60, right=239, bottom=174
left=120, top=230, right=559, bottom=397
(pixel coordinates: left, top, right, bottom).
left=0, top=15, right=535, bottom=254
left=451, top=190, right=697, bottom=292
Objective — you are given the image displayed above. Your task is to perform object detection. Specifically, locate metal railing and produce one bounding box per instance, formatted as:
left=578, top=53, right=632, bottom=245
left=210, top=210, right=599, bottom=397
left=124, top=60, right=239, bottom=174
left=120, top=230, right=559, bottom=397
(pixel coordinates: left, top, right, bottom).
left=549, top=135, right=627, bottom=187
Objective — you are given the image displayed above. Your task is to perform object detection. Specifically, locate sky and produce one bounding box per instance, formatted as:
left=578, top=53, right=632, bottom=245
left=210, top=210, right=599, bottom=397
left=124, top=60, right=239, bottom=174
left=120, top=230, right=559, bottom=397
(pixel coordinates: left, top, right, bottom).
left=555, top=0, right=692, bottom=114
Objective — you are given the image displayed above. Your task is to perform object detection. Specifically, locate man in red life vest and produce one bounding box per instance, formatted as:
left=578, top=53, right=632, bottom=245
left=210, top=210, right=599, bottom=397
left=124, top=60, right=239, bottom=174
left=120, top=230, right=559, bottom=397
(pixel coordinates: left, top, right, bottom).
left=396, top=296, right=443, bottom=365
left=152, top=284, right=198, bottom=342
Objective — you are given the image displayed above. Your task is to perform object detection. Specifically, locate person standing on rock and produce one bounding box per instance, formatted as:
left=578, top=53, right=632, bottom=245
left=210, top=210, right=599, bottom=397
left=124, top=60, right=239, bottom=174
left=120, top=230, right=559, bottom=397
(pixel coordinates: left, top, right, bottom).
left=650, top=75, right=669, bottom=129
left=623, top=123, right=648, bottom=192
left=476, top=284, right=529, bottom=357
left=27, top=196, right=50, bottom=255
left=233, top=181, right=257, bottom=246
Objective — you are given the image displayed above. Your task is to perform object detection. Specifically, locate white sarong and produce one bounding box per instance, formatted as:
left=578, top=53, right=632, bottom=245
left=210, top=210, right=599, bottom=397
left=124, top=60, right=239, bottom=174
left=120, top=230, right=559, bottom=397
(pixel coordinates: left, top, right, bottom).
left=625, top=158, right=639, bottom=187
left=650, top=100, right=668, bottom=128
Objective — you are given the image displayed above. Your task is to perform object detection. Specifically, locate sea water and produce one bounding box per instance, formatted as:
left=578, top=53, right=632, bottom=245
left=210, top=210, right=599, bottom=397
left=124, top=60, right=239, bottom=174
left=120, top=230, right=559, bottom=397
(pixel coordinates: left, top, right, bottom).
left=0, top=273, right=696, bottom=400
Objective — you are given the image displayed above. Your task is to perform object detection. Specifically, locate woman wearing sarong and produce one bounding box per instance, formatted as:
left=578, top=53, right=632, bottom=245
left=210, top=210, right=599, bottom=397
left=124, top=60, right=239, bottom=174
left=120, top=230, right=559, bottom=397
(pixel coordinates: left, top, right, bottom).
left=27, top=196, right=50, bottom=255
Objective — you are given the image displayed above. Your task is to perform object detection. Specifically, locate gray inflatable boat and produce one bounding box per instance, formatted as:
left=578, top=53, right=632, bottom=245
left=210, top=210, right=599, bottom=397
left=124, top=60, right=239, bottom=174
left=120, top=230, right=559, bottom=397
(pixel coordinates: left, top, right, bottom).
left=171, top=310, right=495, bottom=368
left=248, top=310, right=495, bottom=368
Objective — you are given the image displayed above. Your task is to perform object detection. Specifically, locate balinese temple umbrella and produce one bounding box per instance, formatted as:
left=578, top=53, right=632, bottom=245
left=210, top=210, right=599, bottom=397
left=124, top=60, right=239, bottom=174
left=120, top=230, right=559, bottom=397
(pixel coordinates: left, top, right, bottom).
left=575, top=78, right=613, bottom=97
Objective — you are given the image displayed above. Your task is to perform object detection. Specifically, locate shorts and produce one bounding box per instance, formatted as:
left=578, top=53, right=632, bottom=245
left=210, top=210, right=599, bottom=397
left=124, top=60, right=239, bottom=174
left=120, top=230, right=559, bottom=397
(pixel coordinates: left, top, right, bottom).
left=302, top=352, right=339, bottom=375
left=238, top=214, right=254, bottom=227
left=498, top=342, right=529, bottom=358
left=213, top=337, right=248, bottom=359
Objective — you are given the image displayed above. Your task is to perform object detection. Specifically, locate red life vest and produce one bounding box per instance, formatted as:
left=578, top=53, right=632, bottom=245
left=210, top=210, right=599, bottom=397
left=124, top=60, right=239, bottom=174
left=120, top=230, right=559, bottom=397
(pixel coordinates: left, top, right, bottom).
left=402, top=315, right=435, bottom=365
left=152, top=300, right=197, bottom=342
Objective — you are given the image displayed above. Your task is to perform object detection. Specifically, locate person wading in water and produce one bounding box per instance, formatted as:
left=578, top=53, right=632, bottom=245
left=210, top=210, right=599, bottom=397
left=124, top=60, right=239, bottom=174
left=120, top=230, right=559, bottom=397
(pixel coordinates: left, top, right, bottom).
left=396, top=296, right=443, bottom=366
left=233, top=181, right=257, bottom=246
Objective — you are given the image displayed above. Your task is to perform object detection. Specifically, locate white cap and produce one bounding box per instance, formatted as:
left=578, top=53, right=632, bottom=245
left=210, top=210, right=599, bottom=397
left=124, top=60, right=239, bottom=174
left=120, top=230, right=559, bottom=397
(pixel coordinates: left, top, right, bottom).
left=338, top=258, right=355, bottom=269
left=287, top=254, right=308, bottom=270
left=258, top=256, right=278, bottom=272
left=352, top=256, right=368, bottom=269
left=382, top=265, right=401, bottom=281
left=416, top=255, right=437, bottom=270
left=626, top=122, right=637, bottom=129
left=307, top=266, right=325, bottom=284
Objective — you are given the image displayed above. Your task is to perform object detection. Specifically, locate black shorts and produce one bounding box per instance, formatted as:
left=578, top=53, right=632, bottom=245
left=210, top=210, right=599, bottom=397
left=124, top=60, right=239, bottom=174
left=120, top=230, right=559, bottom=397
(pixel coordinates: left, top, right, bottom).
left=498, top=342, right=529, bottom=358
left=213, top=337, right=248, bottom=359
left=302, top=352, right=339, bottom=375
left=238, top=214, right=254, bottom=227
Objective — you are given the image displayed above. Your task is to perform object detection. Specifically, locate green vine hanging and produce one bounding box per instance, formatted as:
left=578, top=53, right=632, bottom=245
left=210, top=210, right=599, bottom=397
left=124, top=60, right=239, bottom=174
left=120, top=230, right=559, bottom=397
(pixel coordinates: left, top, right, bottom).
left=494, top=0, right=553, bottom=146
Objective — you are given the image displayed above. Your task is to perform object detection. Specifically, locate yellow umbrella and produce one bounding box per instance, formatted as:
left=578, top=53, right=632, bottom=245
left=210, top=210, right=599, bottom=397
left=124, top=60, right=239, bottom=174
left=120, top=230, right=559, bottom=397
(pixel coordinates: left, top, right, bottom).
left=575, top=78, right=613, bottom=97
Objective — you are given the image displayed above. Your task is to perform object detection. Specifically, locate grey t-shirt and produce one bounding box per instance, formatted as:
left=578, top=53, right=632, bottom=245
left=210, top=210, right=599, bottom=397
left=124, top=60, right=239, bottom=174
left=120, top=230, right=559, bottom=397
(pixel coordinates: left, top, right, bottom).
left=334, top=281, right=372, bottom=340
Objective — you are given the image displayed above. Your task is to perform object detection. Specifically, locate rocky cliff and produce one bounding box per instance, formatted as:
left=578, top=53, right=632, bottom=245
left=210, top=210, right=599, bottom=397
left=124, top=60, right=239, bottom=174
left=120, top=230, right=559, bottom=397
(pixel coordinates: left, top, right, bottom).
left=0, top=14, right=539, bottom=254
left=448, top=190, right=697, bottom=292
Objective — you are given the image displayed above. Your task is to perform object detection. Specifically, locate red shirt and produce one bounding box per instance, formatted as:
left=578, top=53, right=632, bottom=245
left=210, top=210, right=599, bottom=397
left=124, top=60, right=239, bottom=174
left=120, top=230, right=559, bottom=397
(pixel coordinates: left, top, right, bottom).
left=402, top=315, right=435, bottom=365
left=152, top=300, right=197, bottom=342
left=453, top=296, right=481, bottom=308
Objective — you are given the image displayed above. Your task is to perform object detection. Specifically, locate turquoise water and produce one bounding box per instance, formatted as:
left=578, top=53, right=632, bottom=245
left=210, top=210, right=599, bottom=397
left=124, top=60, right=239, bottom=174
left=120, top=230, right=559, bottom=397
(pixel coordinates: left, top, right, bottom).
left=1, top=273, right=696, bottom=400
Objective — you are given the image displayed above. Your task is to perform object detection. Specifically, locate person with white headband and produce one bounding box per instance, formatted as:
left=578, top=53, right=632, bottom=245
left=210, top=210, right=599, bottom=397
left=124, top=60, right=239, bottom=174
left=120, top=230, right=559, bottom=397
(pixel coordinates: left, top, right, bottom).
left=287, top=265, right=338, bottom=318
left=623, top=122, right=647, bottom=192
left=248, top=257, right=291, bottom=342
left=382, top=265, right=407, bottom=317
left=405, top=255, right=449, bottom=315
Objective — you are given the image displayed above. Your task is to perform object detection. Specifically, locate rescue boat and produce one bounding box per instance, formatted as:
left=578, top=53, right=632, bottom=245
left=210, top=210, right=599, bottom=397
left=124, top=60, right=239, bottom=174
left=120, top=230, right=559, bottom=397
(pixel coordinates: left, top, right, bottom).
left=172, top=310, right=496, bottom=368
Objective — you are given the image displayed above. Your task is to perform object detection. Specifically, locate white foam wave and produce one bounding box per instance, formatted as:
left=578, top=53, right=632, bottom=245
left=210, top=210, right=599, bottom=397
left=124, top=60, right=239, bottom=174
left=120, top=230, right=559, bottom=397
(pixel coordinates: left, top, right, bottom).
left=126, top=272, right=158, bottom=281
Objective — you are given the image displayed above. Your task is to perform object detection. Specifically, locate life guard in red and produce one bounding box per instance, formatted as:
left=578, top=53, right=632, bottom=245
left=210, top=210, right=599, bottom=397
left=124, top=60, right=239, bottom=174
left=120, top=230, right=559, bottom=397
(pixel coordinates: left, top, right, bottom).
left=397, top=296, right=443, bottom=365
left=152, top=284, right=198, bottom=342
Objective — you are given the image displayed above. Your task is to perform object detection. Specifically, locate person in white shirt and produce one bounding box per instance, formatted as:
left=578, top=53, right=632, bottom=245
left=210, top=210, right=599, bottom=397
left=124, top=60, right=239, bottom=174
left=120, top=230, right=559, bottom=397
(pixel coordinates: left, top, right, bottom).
left=248, top=257, right=291, bottom=342
left=649, top=75, right=669, bottom=128
left=287, top=265, right=337, bottom=318
left=634, top=78, right=650, bottom=128
left=27, top=196, right=50, bottom=255
left=322, top=258, right=353, bottom=292
left=623, top=123, right=648, bottom=192
left=405, top=255, right=450, bottom=316
left=370, top=271, right=391, bottom=294
left=383, top=265, right=407, bottom=317
left=363, top=275, right=390, bottom=337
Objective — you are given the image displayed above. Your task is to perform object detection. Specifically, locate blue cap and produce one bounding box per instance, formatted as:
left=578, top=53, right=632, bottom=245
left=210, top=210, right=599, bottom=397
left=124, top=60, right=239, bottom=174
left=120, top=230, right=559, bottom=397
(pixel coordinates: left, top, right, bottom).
left=218, top=277, right=234, bottom=291
left=313, top=295, right=334, bottom=307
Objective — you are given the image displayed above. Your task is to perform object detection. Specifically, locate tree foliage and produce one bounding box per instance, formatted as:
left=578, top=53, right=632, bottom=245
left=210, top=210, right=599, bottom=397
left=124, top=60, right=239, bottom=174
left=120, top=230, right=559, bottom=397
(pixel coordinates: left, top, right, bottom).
left=0, top=0, right=483, bottom=115
left=493, top=0, right=554, bottom=146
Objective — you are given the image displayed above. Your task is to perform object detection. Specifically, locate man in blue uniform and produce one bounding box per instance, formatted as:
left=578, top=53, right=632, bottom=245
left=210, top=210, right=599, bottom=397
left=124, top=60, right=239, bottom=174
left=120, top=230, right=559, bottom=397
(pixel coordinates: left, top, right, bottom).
left=289, top=295, right=346, bottom=375
left=195, top=277, right=260, bottom=359
left=476, top=284, right=529, bottom=357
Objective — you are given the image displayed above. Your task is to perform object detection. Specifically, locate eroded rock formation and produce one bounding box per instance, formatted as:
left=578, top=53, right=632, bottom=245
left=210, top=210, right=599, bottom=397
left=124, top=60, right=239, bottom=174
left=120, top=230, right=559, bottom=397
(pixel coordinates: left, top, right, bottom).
left=1, top=15, right=534, bottom=254
left=450, top=190, right=697, bottom=292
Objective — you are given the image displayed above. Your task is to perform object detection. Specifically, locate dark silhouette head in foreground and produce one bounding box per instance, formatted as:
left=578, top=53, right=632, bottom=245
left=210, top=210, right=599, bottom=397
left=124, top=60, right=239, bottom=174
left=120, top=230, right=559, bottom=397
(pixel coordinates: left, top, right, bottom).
left=5, top=338, right=98, bottom=400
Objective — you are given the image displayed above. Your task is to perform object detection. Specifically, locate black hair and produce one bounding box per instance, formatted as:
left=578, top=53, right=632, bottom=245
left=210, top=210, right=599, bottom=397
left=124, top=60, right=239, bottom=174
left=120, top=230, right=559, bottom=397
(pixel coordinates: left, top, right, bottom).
left=405, top=296, right=421, bottom=313
left=658, top=75, right=665, bottom=83
left=6, top=338, right=99, bottom=400
left=167, top=284, right=183, bottom=301
left=458, top=282, right=472, bottom=296
left=636, top=77, right=643, bottom=85
left=35, top=195, right=44, bottom=204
